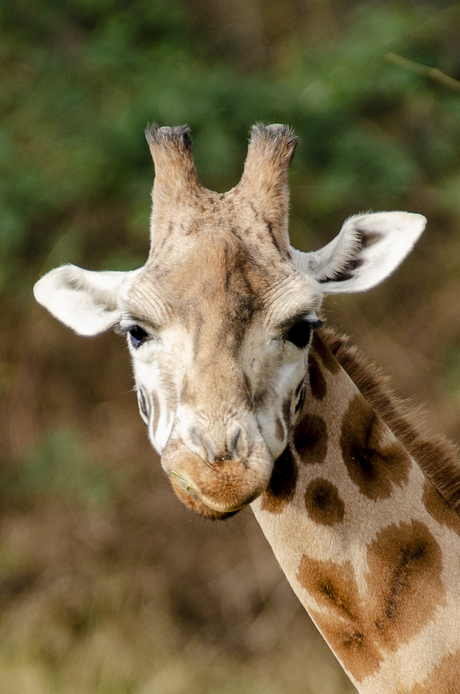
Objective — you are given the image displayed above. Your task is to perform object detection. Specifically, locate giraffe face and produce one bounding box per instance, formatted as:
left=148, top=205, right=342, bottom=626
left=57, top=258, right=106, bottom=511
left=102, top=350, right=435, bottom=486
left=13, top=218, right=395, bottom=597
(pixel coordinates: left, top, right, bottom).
left=118, top=229, right=322, bottom=518
left=33, top=124, right=426, bottom=520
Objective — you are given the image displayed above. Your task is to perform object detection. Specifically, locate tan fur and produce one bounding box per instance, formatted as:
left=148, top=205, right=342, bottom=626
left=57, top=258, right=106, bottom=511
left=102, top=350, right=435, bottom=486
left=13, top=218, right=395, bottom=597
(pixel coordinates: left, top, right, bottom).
left=131, top=129, right=460, bottom=690
left=320, top=328, right=460, bottom=514
left=33, top=123, right=460, bottom=694
left=254, top=333, right=460, bottom=693
left=145, top=123, right=299, bottom=261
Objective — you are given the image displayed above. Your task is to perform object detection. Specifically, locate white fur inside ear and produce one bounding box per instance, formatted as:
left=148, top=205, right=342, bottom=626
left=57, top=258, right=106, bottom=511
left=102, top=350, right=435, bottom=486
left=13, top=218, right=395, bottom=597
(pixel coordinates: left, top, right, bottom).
left=33, top=265, right=140, bottom=335
left=291, top=211, right=426, bottom=294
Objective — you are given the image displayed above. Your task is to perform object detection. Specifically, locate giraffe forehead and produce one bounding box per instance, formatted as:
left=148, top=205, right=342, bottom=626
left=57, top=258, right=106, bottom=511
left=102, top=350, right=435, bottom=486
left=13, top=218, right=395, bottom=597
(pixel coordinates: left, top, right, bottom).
left=127, top=229, right=315, bottom=328
left=150, top=184, right=288, bottom=249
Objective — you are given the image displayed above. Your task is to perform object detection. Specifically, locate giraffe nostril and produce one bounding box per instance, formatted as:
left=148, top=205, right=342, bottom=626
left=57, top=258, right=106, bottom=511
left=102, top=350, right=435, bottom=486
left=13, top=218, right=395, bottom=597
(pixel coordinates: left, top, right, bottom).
left=188, top=422, right=250, bottom=463
left=189, top=426, right=217, bottom=462
left=228, top=422, right=249, bottom=461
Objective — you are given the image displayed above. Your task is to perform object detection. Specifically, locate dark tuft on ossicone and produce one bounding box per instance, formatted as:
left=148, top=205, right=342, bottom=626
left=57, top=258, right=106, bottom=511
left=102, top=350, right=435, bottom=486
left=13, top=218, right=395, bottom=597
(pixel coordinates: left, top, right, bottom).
left=145, top=124, right=192, bottom=150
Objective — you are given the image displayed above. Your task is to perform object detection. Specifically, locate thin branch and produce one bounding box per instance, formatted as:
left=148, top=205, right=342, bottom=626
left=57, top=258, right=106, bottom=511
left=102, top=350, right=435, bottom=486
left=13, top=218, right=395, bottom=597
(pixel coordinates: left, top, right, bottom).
left=386, top=52, right=460, bottom=93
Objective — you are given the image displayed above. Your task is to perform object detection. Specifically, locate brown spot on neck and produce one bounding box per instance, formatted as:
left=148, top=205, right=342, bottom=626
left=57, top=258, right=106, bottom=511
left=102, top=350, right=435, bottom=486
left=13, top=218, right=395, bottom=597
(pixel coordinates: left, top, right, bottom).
left=260, top=446, right=298, bottom=513
left=367, top=520, right=444, bottom=651
left=304, top=479, right=345, bottom=526
left=308, top=354, right=327, bottom=400
left=296, top=520, right=445, bottom=682
left=297, top=557, right=382, bottom=681
left=320, top=327, right=460, bottom=515
left=311, top=331, right=341, bottom=375
left=293, top=413, right=328, bottom=465
left=340, top=394, right=411, bottom=500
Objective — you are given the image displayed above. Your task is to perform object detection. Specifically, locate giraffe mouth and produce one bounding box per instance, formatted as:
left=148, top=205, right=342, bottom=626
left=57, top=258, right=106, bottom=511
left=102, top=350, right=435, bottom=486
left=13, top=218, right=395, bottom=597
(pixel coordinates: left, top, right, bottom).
left=169, top=470, right=248, bottom=516
left=162, top=438, right=273, bottom=520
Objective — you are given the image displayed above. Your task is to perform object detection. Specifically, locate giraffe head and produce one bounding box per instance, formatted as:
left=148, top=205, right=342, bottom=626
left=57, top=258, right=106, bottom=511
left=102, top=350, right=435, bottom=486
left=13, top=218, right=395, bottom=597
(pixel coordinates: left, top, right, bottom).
left=34, top=124, right=425, bottom=519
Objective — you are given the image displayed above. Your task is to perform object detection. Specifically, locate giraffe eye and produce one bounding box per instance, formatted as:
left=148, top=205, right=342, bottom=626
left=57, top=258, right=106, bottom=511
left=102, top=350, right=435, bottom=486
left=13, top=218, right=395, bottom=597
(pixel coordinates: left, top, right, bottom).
left=285, top=319, right=313, bottom=348
left=128, top=325, right=149, bottom=348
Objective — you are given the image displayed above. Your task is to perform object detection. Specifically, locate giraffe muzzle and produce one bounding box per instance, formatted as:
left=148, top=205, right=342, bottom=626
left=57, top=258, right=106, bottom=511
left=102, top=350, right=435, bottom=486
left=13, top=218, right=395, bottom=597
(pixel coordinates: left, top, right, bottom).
left=161, top=437, right=273, bottom=520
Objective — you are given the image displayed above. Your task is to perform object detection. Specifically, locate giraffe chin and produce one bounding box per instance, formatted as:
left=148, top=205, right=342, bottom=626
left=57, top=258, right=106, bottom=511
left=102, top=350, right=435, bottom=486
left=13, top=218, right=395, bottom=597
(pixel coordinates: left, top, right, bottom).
left=169, top=474, right=242, bottom=520
left=162, top=448, right=272, bottom=520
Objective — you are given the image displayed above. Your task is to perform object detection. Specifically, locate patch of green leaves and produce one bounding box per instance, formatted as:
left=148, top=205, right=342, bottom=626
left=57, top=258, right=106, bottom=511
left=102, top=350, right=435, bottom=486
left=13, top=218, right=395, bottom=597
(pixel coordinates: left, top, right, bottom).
left=2, top=428, right=115, bottom=507
left=1, top=1, right=460, bottom=296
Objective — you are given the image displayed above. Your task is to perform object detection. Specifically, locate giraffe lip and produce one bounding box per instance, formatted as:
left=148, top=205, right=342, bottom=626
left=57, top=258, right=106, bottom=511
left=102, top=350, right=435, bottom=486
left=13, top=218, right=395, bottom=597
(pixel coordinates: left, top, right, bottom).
left=164, top=438, right=273, bottom=516
left=169, top=470, right=248, bottom=513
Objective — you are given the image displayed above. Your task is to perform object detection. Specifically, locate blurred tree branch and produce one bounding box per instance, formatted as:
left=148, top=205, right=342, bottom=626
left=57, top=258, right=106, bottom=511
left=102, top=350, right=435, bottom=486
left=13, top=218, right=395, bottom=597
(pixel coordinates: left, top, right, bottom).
left=386, top=52, right=460, bottom=93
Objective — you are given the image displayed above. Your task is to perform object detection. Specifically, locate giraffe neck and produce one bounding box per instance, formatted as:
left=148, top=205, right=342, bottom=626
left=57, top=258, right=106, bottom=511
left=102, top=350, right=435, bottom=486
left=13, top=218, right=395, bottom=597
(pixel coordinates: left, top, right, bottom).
left=251, top=333, right=460, bottom=694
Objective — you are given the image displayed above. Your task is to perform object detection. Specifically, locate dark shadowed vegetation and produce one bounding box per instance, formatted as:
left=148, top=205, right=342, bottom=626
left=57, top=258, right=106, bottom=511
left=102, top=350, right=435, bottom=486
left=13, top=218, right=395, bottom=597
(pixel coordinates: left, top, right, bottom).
left=2, top=1, right=460, bottom=692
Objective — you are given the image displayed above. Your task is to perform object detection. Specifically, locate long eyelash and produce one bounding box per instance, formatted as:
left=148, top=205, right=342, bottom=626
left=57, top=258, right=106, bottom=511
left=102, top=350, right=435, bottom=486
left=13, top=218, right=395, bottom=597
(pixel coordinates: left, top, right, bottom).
left=281, top=313, right=324, bottom=333
left=310, top=318, right=324, bottom=330
left=115, top=322, right=134, bottom=336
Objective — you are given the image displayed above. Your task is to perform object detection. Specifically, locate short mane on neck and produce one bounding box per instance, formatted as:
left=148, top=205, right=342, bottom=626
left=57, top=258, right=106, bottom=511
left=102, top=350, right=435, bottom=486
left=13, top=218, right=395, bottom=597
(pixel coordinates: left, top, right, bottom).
left=320, top=328, right=460, bottom=515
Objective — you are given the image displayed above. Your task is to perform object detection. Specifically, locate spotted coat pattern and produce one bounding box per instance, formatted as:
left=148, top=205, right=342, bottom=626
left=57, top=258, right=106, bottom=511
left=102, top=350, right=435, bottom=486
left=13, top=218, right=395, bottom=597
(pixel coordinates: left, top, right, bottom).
left=253, top=333, right=460, bottom=693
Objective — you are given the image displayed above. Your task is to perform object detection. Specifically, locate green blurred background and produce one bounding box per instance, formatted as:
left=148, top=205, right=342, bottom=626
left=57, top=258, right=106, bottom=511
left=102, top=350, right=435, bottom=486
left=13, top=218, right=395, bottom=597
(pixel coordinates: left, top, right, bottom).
left=2, top=1, right=460, bottom=692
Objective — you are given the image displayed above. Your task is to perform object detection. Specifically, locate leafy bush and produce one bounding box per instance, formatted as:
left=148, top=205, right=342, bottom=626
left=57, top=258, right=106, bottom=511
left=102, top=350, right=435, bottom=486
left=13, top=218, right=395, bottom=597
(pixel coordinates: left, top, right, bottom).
left=1, top=1, right=460, bottom=298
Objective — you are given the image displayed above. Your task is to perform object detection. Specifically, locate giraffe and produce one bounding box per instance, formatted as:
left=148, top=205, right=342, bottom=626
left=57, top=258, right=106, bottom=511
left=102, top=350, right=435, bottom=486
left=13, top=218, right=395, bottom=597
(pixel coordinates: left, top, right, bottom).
left=33, top=124, right=460, bottom=693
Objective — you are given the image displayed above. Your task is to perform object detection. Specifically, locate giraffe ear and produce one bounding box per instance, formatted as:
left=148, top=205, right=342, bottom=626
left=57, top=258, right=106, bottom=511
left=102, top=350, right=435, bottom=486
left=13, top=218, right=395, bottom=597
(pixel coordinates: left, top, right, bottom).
left=33, top=265, right=139, bottom=335
left=290, top=212, right=426, bottom=294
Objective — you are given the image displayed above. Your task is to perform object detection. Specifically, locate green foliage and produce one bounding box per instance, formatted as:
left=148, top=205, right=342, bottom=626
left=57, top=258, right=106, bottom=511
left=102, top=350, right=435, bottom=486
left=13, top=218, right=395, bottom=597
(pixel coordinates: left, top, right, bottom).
left=1, top=0, right=460, bottom=297
left=1, top=428, right=115, bottom=507
left=2, top=4, right=460, bottom=693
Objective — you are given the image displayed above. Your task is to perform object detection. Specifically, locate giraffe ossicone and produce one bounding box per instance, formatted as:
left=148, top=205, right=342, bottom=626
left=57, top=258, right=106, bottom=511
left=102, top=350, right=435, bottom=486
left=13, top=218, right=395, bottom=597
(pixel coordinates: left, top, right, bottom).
left=34, top=124, right=460, bottom=692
